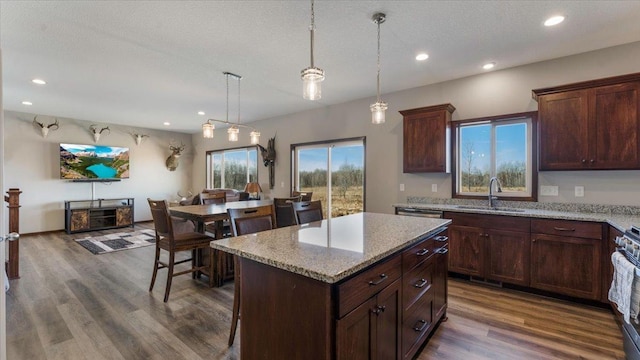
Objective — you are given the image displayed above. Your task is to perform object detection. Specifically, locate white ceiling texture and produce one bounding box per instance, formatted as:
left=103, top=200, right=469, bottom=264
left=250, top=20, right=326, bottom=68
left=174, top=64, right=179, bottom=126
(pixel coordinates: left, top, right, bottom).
left=2, top=1, right=640, bottom=134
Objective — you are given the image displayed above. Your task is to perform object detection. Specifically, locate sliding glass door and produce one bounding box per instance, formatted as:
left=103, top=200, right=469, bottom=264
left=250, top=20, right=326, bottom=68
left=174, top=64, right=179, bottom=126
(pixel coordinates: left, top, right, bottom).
left=292, top=138, right=365, bottom=219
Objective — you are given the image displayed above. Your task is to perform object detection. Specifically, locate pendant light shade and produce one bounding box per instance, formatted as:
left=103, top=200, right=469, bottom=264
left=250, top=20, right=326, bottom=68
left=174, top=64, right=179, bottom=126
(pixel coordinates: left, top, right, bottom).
left=202, top=72, right=260, bottom=144
left=371, top=13, right=387, bottom=124
left=202, top=120, right=214, bottom=138
left=301, top=0, right=324, bottom=100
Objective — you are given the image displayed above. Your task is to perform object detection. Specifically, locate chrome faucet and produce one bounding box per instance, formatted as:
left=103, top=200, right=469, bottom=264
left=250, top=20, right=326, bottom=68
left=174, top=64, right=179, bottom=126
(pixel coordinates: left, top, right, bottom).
left=489, top=177, right=502, bottom=208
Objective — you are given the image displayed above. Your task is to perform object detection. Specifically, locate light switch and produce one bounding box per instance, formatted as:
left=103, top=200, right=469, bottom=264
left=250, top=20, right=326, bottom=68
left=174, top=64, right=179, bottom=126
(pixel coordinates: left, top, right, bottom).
left=281, top=181, right=284, bottom=188
left=400, top=184, right=405, bottom=192
left=540, top=186, right=558, bottom=196
left=575, top=186, right=584, bottom=197
left=431, top=184, right=437, bottom=192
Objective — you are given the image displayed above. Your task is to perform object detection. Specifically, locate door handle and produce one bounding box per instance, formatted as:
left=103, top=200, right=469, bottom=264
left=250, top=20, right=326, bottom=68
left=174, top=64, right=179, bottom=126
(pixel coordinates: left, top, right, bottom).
left=0, top=232, right=19, bottom=243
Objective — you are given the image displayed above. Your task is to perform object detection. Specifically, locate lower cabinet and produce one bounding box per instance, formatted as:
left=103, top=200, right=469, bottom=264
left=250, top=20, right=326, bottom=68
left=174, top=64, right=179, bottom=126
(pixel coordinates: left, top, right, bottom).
left=445, top=213, right=530, bottom=286
left=336, top=279, right=401, bottom=360
left=530, top=219, right=603, bottom=300
left=336, top=230, right=449, bottom=360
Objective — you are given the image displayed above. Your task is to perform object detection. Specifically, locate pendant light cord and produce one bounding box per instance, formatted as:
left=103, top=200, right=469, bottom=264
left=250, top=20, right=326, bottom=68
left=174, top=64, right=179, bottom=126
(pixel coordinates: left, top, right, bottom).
left=225, top=73, right=229, bottom=123
left=376, top=18, right=381, bottom=103
left=310, top=0, right=315, bottom=68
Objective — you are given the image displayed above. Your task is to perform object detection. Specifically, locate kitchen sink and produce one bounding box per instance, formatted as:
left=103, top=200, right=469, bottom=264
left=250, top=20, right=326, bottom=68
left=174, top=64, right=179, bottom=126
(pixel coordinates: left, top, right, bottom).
left=455, top=205, right=526, bottom=213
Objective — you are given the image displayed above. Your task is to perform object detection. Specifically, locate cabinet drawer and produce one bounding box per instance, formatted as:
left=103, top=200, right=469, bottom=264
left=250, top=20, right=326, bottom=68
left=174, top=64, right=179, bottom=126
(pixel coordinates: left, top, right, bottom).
left=531, top=219, right=602, bottom=239
left=337, top=254, right=402, bottom=318
left=403, top=257, right=434, bottom=312
left=402, top=290, right=434, bottom=359
left=402, top=237, right=435, bottom=273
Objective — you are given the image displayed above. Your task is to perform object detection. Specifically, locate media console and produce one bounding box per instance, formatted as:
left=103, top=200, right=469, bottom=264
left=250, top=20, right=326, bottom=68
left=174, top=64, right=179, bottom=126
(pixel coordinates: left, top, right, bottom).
left=64, top=198, right=134, bottom=234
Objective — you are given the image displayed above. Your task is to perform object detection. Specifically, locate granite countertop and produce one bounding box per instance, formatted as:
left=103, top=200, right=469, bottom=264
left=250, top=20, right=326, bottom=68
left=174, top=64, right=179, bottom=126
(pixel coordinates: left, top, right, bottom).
left=210, top=212, right=450, bottom=284
left=393, top=199, right=640, bottom=232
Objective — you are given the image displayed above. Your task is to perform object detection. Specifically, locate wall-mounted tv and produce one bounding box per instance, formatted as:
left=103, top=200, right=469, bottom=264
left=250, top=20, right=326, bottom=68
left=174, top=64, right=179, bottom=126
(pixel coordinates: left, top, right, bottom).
left=60, top=143, right=130, bottom=180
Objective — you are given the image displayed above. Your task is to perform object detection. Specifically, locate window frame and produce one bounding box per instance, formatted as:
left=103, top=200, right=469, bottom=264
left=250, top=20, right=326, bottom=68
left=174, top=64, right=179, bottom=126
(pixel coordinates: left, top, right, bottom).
left=290, top=136, right=367, bottom=217
left=451, top=111, right=538, bottom=202
left=205, top=145, right=259, bottom=191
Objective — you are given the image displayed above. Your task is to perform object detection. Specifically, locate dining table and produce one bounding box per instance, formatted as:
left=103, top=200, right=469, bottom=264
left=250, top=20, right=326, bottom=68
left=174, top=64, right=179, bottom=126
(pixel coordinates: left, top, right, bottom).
left=169, top=200, right=273, bottom=287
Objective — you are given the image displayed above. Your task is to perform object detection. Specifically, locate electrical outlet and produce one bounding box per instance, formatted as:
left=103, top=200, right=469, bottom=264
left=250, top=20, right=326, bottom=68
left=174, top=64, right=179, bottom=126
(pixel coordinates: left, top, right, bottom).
left=400, top=184, right=405, bottom=192
left=281, top=181, right=284, bottom=188
left=431, top=184, right=437, bottom=192
left=575, top=186, right=584, bottom=197
left=540, top=185, right=558, bottom=196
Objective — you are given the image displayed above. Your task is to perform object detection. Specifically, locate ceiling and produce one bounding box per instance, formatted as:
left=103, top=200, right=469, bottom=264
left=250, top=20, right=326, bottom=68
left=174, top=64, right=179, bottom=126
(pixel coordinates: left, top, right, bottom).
left=2, top=1, right=640, bottom=134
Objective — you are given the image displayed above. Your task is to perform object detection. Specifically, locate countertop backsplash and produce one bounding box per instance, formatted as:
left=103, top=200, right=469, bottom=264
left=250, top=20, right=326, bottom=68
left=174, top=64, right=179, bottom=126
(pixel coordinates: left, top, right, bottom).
left=405, top=197, right=640, bottom=216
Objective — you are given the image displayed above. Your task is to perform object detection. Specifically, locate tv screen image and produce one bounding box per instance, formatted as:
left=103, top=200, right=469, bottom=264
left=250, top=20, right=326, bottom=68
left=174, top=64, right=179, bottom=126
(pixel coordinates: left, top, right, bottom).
left=60, top=143, right=130, bottom=180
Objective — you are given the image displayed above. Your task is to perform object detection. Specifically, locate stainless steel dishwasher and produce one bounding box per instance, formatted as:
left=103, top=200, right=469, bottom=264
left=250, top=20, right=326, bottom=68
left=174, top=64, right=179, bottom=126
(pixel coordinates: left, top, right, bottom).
left=395, top=206, right=443, bottom=218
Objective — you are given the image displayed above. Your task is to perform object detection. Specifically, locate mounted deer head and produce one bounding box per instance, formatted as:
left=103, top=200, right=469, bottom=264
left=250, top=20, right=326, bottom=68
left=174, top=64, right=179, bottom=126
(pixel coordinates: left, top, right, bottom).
left=89, top=125, right=110, bottom=143
left=32, top=116, right=59, bottom=138
left=166, top=142, right=186, bottom=171
left=177, top=190, right=194, bottom=201
left=129, top=132, right=149, bottom=145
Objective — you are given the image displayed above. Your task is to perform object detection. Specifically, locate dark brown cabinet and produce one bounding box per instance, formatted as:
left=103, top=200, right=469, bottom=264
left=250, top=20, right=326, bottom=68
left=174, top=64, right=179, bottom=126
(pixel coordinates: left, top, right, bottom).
left=337, top=279, right=401, bottom=360
left=534, top=74, right=640, bottom=170
left=65, top=198, right=134, bottom=234
left=400, top=104, right=455, bottom=173
left=530, top=219, right=603, bottom=300
left=445, top=212, right=530, bottom=286
left=604, top=226, right=623, bottom=302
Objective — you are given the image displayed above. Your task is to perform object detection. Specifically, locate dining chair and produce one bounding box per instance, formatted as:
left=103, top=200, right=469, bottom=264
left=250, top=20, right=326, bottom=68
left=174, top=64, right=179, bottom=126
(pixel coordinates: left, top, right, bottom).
left=200, top=191, right=227, bottom=205
left=292, top=190, right=313, bottom=201
left=200, top=191, right=230, bottom=238
left=227, top=204, right=277, bottom=346
left=147, top=198, right=215, bottom=302
left=292, top=200, right=323, bottom=224
left=273, top=196, right=301, bottom=228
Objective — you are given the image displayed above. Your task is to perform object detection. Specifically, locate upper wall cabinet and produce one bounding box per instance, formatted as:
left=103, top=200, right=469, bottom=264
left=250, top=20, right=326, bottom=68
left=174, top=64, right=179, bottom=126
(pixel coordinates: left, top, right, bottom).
left=400, top=104, right=455, bottom=173
left=533, top=73, right=640, bottom=170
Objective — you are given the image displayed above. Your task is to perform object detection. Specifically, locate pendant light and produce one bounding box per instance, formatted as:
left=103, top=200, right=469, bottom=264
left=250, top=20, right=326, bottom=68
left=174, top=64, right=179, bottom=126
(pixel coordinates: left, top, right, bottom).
left=202, top=72, right=260, bottom=144
left=370, top=12, right=388, bottom=124
left=300, top=0, right=324, bottom=100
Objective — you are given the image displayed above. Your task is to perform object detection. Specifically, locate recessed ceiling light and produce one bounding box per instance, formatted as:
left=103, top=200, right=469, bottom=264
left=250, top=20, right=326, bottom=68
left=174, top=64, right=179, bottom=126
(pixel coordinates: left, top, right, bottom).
left=415, top=53, right=429, bottom=61
left=198, top=111, right=205, bottom=116
left=544, top=15, right=565, bottom=27
left=22, top=101, right=33, bottom=106
left=163, top=122, right=170, bottom=126
left=32, top=79, right=47, bottom=85
left=482, top=62, right=496, bottom=70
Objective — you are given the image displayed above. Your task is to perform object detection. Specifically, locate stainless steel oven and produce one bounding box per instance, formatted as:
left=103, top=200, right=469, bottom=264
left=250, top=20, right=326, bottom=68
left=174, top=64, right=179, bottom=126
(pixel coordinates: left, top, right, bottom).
left=613, top=225, right=640, bottom=360
left=395, top=207, right=443, bottom=218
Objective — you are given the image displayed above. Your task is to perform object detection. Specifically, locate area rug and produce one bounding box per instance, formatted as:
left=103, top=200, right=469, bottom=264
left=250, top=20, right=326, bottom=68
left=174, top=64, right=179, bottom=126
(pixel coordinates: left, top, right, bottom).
left=75, top=229, right=156, bottom=255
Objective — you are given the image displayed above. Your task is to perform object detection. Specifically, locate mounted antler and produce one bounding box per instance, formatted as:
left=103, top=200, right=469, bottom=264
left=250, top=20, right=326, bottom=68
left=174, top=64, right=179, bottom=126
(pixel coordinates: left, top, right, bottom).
left=90, top=125, right=110, bottom=143
left=166, top=142, right=186, bottom=171
left=33, top=116, right=59, bottom=138
left=129, top=132, right=149, bottom=145
left=177, top=189, right=194, bottom=200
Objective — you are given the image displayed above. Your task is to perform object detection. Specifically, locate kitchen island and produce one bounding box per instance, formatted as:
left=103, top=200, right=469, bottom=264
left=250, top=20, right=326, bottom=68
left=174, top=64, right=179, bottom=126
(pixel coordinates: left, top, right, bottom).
left=211, top=212, right=451, bottom=359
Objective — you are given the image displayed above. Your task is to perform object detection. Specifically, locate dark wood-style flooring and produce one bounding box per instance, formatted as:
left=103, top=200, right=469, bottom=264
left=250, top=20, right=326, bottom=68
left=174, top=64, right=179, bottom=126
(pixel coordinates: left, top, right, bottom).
left=7, top=224, right=625, bottom=359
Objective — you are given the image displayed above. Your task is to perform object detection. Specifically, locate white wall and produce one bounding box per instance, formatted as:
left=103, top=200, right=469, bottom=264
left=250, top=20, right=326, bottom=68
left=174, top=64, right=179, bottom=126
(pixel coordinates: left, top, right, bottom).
left=193, top=41, right=640, bottom=212
left=3, top=111, right=193, bottom=233
left=6, top=41, right=640, bottom=234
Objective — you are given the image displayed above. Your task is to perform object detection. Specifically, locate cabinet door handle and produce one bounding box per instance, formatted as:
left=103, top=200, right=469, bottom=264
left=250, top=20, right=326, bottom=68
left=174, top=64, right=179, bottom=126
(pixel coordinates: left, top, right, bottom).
left=581, top=159, right=586, bottom=164
left=371, top=305, right=386, bottom=315
left=553, top=227, right=575, bottom=232
left=434, top=236, right=448, bottom=242
left=368, top=273, right=388, bottom=286
left=416, top=248, right=429, bottom=256
left=413, top=319, right=429, bottom=332
left=414, top=278, right=428, bottom=288
left=590, top=159, right=595, bottom=164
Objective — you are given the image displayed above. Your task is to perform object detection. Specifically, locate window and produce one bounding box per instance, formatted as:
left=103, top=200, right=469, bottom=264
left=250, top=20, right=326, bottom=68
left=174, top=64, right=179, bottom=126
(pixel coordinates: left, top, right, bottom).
left=206, top=146, right=258, bottom=191
left=453, top=112, right=537, bottom=200
left=292, top=137, right=365, bottom=219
